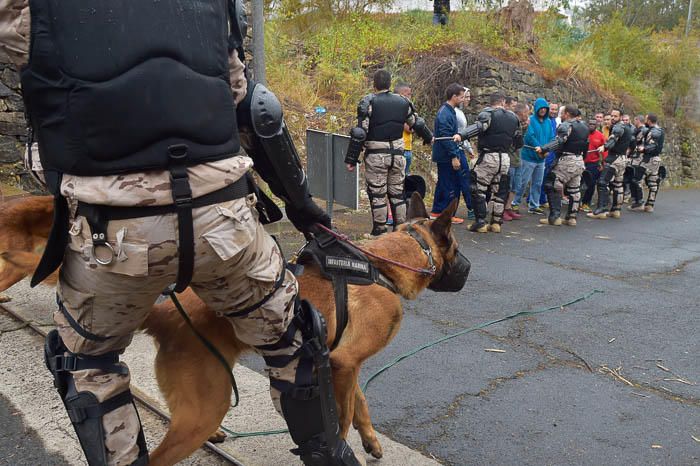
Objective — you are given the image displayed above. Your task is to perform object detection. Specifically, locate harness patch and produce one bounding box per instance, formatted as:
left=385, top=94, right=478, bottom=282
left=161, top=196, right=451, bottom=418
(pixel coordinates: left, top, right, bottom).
left=325, top=256, right=370, bottom=274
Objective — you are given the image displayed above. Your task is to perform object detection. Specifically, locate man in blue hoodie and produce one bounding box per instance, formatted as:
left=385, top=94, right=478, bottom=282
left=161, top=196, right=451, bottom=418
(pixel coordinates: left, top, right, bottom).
left=514, top=98, right=553, bottom=214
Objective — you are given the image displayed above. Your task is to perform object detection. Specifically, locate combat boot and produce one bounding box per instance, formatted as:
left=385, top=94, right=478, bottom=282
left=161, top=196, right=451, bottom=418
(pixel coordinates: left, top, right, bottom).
left=539, top=217, right=562, bottom=226
left=468, top=221, right=488, bottom=233
left=587, top=208, right=608, bottom=219
left=563, top=218, right=577, bottom=226
left=370, top=224, right=388, bottom=236
left=628, top=203, right=645, bottom=211
left=488, top=223, right=501, bottom=233
left=644, top=205, right=654, bottom=213
left=607, top=210, right=621, bottom=219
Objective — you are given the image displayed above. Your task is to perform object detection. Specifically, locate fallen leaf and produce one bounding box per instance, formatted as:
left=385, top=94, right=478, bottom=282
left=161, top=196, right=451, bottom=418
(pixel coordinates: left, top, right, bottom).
left=691, top=435, right=700, bottom=443
left=608, top=338, right=616, bottom=343
left=594, top=235, right=611, bottom=240
left=651, top=445, right=663, bottom=449
left=485, top=348, right=506, bottom=353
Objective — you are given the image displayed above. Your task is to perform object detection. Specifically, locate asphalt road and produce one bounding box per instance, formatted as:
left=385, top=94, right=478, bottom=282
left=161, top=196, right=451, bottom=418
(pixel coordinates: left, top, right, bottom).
left=351, top=189, right=700, bottom=465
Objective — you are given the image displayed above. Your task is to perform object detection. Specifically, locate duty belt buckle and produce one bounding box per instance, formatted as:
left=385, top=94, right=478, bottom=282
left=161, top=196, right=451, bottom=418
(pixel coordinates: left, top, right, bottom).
left=90, top=232, right=115, bottom=266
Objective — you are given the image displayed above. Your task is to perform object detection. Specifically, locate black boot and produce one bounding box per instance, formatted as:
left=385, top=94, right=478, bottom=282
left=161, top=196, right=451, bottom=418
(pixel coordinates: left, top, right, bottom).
left=589, top=184, right=610, bottom=218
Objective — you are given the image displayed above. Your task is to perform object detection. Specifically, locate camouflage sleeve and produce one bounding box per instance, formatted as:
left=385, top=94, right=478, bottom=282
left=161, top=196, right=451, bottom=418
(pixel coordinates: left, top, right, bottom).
left=228, top=53, right=247, bottom=105
left=0, top=0, right=30, bottom=68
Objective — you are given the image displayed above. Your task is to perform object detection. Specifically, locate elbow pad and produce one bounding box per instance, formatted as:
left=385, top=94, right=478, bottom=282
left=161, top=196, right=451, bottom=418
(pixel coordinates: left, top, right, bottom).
left=413, top=117, right=433, bottom=145
left=345, top=127, right=366, bottom=165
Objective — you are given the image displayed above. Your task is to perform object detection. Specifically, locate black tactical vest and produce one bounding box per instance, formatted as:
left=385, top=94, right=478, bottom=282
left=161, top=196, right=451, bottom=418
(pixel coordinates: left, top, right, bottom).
left=21, top=0, right=240, bottom=178
left=561, top=120, right=589, bottom=155
left=366, top=92, right=409, bottom=142
left=478, top=108, right=518, bottom=153
left=609, top=122, right=633, bottom=156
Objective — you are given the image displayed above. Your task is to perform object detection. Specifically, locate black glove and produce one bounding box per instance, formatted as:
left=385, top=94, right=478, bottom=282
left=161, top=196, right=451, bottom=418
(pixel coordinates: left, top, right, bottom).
left=285, top=196, right=331, bottom=236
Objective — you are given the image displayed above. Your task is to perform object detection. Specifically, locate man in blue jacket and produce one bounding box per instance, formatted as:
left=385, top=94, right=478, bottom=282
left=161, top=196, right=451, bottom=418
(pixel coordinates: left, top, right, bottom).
left=514, top=97, right=553, bottom=214
left=430, top=83, right=467, bottom=223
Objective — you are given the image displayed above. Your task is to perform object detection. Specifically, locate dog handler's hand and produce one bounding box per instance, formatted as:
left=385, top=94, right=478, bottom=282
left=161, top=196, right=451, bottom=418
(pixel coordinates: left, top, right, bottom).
left=286, top=196, right=331, bottom=238
left=451, top=157, right=461, bottom=171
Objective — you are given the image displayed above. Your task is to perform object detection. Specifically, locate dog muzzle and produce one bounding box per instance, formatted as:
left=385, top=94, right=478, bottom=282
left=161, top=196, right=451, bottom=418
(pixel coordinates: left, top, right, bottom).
left=428, top=250, right=470, bottom=292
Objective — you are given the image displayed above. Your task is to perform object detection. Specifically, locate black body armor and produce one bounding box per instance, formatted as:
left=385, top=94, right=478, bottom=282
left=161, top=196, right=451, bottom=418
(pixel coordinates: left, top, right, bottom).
left=366, top=92, right=410, bottom=142
left=604, top=122, right=633, bottom=160
left=476, top=108, right=522, bottom=153
left=561, top=120, right=589, bottom=155
left=22, top=0, right=239, bottom=179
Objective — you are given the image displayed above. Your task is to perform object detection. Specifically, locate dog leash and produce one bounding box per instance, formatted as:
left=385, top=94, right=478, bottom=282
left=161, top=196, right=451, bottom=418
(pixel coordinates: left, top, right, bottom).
left=165, top=287, right=240, bottom=407
left=315, top=223, right=435, bottom=276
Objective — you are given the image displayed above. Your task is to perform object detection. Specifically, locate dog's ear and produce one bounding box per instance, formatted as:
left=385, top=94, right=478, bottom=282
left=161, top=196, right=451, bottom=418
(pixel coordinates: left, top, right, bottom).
left=430, top=199, right=457, bottom=244
left=406, top=191, right=429, bottom=221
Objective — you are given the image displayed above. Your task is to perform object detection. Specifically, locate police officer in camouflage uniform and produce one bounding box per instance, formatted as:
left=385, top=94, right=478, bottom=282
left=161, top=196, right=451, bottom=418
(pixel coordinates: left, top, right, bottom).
left=626, top=115, right=648, bottom=209
left=1, top=1, right=361, bottom=465
left=453, top=93, right=523, bottom=233
left=629, top=113, right=665, bottom=212
left=587, top=109, right=633, bottom=219
left=345, top=69, right=432, bottom=236
left=535, top=105, right=587, bottom=226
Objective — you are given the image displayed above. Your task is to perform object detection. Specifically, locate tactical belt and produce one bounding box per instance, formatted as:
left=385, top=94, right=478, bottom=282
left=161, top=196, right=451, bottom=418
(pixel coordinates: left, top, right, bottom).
left=77, top=170, right=254, bottom=293
left=365, top=148, right=404, bottom=156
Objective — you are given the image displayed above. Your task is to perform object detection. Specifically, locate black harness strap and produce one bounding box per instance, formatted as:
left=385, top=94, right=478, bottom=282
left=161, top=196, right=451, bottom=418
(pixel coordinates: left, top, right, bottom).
left=330, top=275, right=349, bottom=350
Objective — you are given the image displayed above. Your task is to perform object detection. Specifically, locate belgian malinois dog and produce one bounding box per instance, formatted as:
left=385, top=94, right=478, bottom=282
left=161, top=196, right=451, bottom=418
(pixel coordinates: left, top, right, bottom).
left=0, top=193, right=463, bottom=465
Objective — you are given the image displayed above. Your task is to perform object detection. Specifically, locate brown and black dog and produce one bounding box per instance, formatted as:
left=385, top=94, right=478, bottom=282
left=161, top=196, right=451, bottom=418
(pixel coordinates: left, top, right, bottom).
left=0, top=193, right=460, bottom=466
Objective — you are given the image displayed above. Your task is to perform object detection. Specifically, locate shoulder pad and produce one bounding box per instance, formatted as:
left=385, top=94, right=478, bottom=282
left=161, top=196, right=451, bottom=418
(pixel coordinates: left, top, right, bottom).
left=477, top=109, right=492, bottom=123
left=400, top=95, right=416, bottom=113
left=649, top=126, right=663, bottom=138
left=358, top=94, right=373, bottom=117
left=611, top=123, right=625, bottom=137
left=557, top=120, right=573, bottom=136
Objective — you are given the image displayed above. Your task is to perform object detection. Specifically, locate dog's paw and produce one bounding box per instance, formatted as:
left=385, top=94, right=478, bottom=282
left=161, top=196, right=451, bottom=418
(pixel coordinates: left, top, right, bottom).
left=362, top=438, right=383, bottom=459
left=0, top=294, right=10, bottom=303
left=208, top=429, right=227, bottom=443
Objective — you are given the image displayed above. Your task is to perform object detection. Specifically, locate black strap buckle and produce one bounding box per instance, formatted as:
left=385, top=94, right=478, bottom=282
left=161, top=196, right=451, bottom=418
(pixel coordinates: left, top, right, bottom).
left=53, top=354, right=78, bottom=372
left=168, top=144, right=193, bottom=207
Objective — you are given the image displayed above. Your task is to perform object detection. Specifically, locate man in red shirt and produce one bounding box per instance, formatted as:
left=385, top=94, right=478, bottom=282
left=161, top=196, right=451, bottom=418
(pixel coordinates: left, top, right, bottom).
left=581, top=119, right=607, bottom=212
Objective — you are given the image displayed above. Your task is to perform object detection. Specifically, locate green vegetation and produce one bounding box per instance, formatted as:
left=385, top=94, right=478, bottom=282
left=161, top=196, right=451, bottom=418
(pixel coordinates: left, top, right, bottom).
left=536, top=12, right=700, bottom=114
left=265, top=8, right=699, bottom=121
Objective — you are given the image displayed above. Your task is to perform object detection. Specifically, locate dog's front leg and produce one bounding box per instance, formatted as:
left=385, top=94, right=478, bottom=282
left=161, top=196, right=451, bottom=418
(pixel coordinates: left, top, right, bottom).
left=330, top=354, right=359, bottom=439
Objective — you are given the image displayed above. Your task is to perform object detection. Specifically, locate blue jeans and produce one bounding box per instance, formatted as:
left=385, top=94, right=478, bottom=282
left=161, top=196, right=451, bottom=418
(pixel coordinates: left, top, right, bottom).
left=509, top=166, right=521, bottom=193
left=458, top=152, right=472, bottom=210
left=404, top=150, right=412, bottom=175
left=432, top=161, right=460, bottom=214
left=515, top=159, right=545, bottom=210
left=582, top=163, right=601, bottom=206
left=539, top=152, right=556, bottom=205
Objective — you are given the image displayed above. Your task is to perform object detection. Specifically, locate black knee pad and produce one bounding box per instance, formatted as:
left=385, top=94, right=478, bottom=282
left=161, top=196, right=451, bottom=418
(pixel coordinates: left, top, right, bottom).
left=598, top=167, right=614, bottom=187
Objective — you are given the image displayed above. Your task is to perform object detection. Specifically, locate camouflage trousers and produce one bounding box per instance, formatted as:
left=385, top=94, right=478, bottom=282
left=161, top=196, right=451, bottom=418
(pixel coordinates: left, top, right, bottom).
left=601, top=155, right=628, bottom=212
left=641, top=156, right=661, bottom=206
left=473, top=152, right=510, bottom=224
left=364, top=152, right=407, bottom=230
left=551, top=155, right=585, bottom=219
left=56, top=195, right=300, bottom=465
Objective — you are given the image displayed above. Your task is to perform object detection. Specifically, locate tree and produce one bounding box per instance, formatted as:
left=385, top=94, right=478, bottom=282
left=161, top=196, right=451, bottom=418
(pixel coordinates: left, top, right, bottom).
left=582, top=0, right=696, bottom=30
